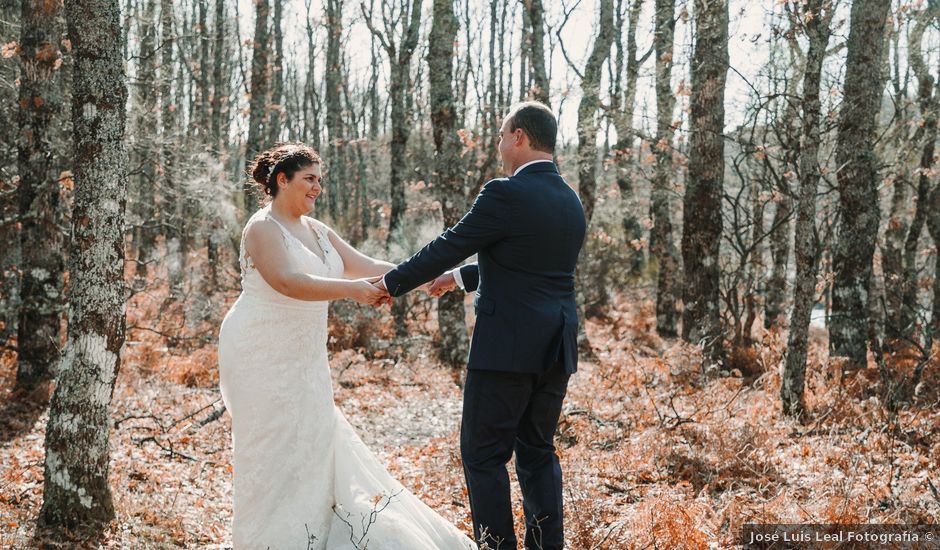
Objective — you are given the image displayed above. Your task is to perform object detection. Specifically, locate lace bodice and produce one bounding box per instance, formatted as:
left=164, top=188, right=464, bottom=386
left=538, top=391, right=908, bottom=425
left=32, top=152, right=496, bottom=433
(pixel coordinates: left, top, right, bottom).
left=237, top=204, right=345, bottom=310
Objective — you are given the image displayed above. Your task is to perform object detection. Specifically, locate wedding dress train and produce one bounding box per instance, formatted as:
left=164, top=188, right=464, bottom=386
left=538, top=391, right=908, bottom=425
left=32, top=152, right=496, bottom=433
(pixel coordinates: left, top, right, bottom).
left=218, top=205, right=474, bottom=549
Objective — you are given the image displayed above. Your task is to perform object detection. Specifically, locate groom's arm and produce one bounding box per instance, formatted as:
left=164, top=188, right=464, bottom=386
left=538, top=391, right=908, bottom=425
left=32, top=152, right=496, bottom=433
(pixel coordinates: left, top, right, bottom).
left=384, top=180, right=510, bottom=297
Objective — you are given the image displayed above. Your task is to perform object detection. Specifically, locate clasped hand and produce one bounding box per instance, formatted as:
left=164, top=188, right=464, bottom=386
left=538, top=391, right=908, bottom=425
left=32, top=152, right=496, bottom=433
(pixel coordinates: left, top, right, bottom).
left=358, top=271, right=458, bottom=307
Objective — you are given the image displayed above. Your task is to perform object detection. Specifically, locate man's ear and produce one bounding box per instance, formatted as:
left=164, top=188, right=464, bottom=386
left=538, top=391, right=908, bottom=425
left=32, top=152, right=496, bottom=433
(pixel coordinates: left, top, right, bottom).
left=514, top=128, right=526, bottom=146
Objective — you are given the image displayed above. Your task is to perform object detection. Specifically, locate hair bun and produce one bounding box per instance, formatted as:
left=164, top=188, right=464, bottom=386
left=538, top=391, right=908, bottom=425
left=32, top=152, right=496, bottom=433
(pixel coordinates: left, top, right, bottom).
left=247, top=143, right=322, bottom=202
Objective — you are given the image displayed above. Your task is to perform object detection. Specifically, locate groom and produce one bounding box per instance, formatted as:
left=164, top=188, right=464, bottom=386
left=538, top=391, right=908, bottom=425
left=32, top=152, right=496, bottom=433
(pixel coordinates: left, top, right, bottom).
left=375, top=101, right=585, bottom=549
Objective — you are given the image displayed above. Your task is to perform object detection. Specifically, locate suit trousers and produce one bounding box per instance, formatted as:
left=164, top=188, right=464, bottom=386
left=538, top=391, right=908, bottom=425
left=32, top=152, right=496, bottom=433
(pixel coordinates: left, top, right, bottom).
left=460, top=360, right=570, bottom=550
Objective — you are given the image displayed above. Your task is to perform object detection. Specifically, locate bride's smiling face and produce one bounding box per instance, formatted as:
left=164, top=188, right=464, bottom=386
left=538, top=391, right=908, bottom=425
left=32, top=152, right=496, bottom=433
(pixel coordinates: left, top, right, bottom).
left=277, top=163, right=323, bottom=212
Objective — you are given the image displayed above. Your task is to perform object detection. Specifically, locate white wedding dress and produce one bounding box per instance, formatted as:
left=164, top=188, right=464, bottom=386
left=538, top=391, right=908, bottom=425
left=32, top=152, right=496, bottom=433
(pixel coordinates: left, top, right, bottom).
left=218, top=205, right=475, bottom=549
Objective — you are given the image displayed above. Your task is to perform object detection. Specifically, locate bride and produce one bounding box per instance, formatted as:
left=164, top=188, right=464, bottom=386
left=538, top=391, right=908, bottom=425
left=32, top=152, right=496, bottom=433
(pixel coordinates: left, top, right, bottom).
left=218, top=143, right=474, bottom=549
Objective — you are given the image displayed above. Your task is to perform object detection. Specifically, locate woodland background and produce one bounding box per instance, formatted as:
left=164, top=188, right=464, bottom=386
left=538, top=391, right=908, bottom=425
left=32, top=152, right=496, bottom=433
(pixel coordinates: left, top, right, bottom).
left=0, top=0, right=938, bottom=547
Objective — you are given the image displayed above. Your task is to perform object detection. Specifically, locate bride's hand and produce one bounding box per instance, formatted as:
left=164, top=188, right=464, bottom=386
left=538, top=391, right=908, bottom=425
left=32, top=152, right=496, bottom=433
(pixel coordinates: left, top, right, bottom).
left=349, top=279, right=388, bottom=306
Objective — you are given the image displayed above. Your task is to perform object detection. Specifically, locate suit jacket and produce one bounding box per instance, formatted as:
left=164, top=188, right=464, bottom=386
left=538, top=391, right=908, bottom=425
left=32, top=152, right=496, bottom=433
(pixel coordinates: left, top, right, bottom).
left=383, top=161, right=586, bottom=374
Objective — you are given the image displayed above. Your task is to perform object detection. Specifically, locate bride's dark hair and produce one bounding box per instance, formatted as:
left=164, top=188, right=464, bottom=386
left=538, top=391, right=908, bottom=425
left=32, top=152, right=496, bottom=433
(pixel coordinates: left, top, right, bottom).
left=248, top=142, right=322, bottom=199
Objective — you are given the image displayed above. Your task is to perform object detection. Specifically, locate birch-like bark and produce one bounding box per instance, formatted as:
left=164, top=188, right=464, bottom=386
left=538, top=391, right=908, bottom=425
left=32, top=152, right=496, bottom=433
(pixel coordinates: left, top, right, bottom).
left=40, top=0, right=128, bottom=530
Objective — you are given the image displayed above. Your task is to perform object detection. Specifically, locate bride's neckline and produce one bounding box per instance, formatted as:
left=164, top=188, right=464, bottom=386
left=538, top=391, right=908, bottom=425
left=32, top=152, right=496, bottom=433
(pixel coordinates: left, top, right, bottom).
left=266, top=209, right=328, bottom=264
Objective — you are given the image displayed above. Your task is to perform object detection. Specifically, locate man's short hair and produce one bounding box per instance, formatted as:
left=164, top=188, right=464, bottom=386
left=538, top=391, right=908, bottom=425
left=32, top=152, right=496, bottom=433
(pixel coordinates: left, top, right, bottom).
left=506, top=101, right=557, bottom=153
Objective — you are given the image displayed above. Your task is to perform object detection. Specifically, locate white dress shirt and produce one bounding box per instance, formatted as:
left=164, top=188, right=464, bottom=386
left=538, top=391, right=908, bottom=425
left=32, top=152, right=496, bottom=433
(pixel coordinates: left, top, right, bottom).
left=512, top=158, right=553, bottom=176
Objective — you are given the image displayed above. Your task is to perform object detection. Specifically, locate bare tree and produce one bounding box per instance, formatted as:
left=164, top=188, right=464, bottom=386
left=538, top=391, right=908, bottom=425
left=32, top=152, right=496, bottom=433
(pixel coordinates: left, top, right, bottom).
left=928, top=185, right=940, bottom=340
left=362, top=0, right=423, bottom=248
left=781, top=0, right=831, bottom=418
left=427, top=0, right=469, bottom=368
left=760, top=9, right=810, bottom=332
left=574, top=0, right=615, bottom=227
left=210, top=0, right=226, bottom=149
left=0, top=2, right=22, bottom=349
left=161, top=0, right=186, bottom=297
left=130, top=0, right=158, bottom=288
left=39, top=0, right=128, bottom=531
left=15, top=0, right=67, bottom=389
left=650, top=0, right=680, bottom=337
left=195, top=0, right=210, bottom=137
left=268, top=0, right=284, bottom=144
left=362, top=0, right=423, bottom=336
left=829, top=0, right=890, bottom=369
left=520, top=0, right=549, bottom=104
left=897, top=6, right=940, bottom=343
left=244, top=0, right=270, bottom=210
left=610, top=0, right=650, bottom=279
left=324, top=0, right=346, bottom=221
left=880, top=13, right=913, bottom=342
left=681, top=0, right=728, bottom=364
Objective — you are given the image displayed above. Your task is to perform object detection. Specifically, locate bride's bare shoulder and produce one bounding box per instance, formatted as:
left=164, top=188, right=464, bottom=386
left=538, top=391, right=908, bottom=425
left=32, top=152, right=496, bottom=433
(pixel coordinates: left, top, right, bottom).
left=244, top=217, right=282, bottom=243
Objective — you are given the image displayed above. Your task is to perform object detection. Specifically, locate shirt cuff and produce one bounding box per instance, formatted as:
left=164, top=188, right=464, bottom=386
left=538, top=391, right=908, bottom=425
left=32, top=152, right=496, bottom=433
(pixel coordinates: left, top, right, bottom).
left=451, top=268, right=465, bottom=290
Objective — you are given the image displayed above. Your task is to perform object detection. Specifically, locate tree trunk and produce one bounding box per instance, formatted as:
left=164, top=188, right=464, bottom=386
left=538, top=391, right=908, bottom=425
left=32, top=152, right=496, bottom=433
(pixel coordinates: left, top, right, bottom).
left=15, top=0, right=66, bottom=389
left=611, top=0, right=646, bottom=279
left=324, top=0, right=345, bottom=222
left=928, top=185, right=940, bottom=339
left=428, top=0, right=469, bottom=368
left=898, top=8, right=940, bottom=342
left=829, top=0, right=890, bottom=369
left=244, top=0, right=270, bottom=211
left=161, top=0, right=185, bottom=298
left=881, top=21, right=913, bottom=342
left=131, top=0, right=157, bottom=288
left=781, top=0, right=830, bottom=418
left=764, top=192, right=792, bottom=330
left=39, top=0, right=127, bottom=531
left=882, top=170, right=910, bottom=340
left=363, top=0, right=422, bottom=337
left=303, top=0, right=320, bottom=149
left=194, top=0, right=209, bottom=139
left=650, top=0, right=680, bottom=337
left=575, top=0, right=614, bottom=227
left=268, top=0, right=283, bottom=144
left=764, top=35, right=805, bottom=332
left=681, top=0, right=728, bottom=365
left=383, top=0, right=423, bottom=249
left=520, top=0, right=549, bottom=104
left=210, top=0, right=225, bottom=149
left=0, top=1, right=22, bottom=349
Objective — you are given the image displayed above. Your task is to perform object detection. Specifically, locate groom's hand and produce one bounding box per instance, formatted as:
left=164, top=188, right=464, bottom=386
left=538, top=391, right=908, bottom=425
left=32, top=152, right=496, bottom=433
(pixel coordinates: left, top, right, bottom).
left=427, top=271, right=457, bottom=298
left=367, top=275, right=392, bottom=306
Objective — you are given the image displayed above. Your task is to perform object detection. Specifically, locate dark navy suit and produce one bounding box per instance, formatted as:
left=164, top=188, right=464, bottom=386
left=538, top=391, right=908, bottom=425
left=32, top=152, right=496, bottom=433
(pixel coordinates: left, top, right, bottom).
left=384, top=161, right=586, bottom=549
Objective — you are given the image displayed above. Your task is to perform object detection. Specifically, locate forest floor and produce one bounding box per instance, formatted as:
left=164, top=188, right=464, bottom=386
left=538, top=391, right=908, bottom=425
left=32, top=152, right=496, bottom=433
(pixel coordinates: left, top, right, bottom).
left=1, top=288, right=939, bottom=549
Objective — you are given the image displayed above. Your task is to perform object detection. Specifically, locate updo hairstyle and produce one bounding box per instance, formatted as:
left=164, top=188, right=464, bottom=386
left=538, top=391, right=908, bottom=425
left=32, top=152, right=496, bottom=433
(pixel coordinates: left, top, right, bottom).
left=248, top=143, right=322, bottom=198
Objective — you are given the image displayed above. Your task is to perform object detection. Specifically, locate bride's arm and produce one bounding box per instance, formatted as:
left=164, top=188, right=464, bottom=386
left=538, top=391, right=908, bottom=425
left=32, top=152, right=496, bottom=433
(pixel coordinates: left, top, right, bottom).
left=323, top=227, right=396, bottom=279
left=245, top=221, right=385, bottom=304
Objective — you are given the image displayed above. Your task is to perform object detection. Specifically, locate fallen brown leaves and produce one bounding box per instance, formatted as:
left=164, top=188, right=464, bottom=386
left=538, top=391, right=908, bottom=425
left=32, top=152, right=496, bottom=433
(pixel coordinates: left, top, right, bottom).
left=1, top=282, right=939, bottom=548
